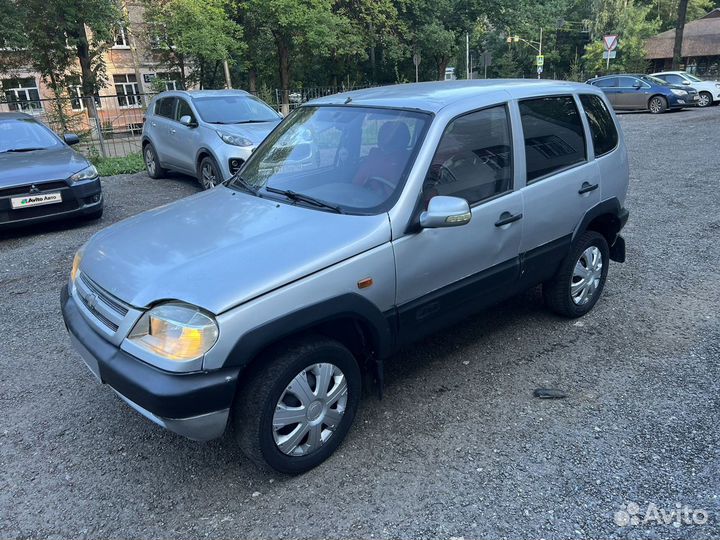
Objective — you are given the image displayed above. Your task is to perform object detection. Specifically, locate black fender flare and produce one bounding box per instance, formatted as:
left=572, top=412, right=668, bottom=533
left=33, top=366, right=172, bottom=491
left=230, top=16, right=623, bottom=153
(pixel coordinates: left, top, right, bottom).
left=573, top=197, right=623, bottom=243
left=223, top=293, right=396, bottom=369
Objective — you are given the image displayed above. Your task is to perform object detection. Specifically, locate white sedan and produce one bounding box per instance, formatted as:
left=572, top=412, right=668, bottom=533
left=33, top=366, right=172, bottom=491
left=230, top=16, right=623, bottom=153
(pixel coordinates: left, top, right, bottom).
left=651, top=71, right=720, bottom=108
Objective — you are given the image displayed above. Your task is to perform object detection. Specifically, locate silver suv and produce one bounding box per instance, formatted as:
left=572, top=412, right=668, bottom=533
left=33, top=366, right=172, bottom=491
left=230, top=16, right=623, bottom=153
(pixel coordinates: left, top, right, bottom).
left=142, top=90, right=281, bottom=189
left=62, top=81, right=630, bottom=474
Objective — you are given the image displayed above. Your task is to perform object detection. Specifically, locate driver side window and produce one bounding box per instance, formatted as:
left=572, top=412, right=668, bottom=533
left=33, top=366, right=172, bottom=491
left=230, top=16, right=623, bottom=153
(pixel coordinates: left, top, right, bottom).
left=425, top=105, right=513, bottom=205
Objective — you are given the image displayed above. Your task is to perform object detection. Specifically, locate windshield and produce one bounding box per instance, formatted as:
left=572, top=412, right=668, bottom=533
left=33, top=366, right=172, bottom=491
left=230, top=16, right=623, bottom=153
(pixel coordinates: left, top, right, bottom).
left=233, top=105, right=431, bottom=214
left=193, top=95, right=280, bottom=124
left=640, top=75, right=670, bottom=86
left=0, top=118, right=61, bottom=153
left=684, top=73, right=702, bottom=82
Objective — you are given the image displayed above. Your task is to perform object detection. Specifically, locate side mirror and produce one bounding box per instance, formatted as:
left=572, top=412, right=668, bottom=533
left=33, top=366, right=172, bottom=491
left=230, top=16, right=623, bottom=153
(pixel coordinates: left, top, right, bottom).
left=633, top=81, right=642, bottom=89
left=63, top=133, right=80, bottom=146
left=682, top=80, right=691, bottom=85
left=420, top=196, right=471, bottom=228
left=179, top=115, right=197, bottom=127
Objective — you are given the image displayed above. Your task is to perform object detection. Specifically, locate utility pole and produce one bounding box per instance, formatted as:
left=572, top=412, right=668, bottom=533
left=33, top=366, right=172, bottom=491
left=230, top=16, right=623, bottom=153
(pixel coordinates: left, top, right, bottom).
left=466, top=32, right=470, bottom=79
left=223, top=60, right=232, bottom=89
left=538, top=27, right=543, bottom=79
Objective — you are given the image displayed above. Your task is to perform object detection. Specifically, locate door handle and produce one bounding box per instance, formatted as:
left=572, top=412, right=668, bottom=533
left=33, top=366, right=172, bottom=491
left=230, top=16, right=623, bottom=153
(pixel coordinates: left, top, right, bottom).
left=151, top=122, right=157, bottom=127
left=578, top=182, right=599, bottom=194
left=170, top=128, right=176, bottom=134
left=495, top=211, right=523, bottom=227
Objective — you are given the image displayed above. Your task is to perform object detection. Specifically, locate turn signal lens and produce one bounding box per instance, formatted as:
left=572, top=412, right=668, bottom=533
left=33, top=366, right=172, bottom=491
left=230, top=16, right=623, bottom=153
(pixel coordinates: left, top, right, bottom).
left=70, top=247, right=84, bottom=283
left=128, top=303, right=219, bottom=361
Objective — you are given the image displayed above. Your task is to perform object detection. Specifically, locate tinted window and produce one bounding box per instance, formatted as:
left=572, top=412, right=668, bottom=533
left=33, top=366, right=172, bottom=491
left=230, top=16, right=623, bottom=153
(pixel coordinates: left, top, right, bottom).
left=425, top=105, right=512, bottom=205
left=617, top=77, right=639, bottom=87
left=155, top=97, right=176, bottom=118
left=579, top=95, right=618, bottom=157
left=593, top=77, right=617, bottom=88
left=176, top=98, right=195, bottom=122
left=519, top=96, right=586, bottom=182
left=193, top=95, right=279, bottom=124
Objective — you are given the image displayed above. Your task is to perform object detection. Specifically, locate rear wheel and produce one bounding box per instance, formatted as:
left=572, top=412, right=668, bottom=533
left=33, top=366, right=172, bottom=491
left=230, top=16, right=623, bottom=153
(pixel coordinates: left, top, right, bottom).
left=234, top=336, right=361, bottom=474
left=698, top=92, right=713, bottom=108
left=648, top=95, right=667, bottom=114
left=543, top=231, right=609, bottom=318
left=143, top=143, right=165, bottom=179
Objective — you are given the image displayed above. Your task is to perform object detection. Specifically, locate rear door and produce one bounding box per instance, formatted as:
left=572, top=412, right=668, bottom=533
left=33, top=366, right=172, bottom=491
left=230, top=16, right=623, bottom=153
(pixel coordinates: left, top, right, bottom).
left=393, top=103, right=523, bottom=342
left=517, top=95, right=601, bottom=283
left=150, top=96, right=178, bottom=167
left=591, top=77, right=619, bottom=107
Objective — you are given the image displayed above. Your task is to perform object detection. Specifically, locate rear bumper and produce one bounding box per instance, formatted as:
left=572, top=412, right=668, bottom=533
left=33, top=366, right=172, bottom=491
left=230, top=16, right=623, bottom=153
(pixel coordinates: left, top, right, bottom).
left=0, top=178, right=102, bottom=229
left=61, top=284, right=240, bottom=440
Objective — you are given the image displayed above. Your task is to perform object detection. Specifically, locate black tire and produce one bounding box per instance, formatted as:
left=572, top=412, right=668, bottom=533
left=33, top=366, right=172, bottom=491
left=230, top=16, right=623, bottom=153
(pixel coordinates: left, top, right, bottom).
left=698, top=91, right=713, bottom=108
left=198, top=156, right=222, bottom=190
left=233, top=335, right=361, bottom=475
left=543, top=231, right=609, bottom=318
left=143, top=143, right=165, bottom=179
left=648, top=95, right=667, bottom=114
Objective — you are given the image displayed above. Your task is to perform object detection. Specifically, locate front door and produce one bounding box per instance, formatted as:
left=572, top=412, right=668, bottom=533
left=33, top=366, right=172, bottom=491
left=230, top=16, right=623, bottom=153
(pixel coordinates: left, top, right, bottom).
left=166, top=97, right=201, bottom=174
left=616, top=77, right=649, bottom=110
left=517, top=95, right=601, bottom=283
left=393, top=104, right=523, bottom=342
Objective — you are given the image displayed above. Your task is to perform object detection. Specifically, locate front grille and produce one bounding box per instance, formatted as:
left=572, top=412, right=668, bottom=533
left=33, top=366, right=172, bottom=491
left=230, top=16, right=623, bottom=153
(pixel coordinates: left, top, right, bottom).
left=0, top=180, right=68, bottom=198
left=75, top=273, right=129, bottom=334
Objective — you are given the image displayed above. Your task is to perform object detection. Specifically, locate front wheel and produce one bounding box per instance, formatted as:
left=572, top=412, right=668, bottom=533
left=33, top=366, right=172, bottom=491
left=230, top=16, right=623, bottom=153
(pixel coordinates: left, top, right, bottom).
left=648, top=95, right=667, bottom=114
left=698, top=92, right=713, bottom=108
left=543, top=231, right=609, bottom=318
left=234, top=336, right=361, bottom=474
left=198, top=156, right=222, bottom=190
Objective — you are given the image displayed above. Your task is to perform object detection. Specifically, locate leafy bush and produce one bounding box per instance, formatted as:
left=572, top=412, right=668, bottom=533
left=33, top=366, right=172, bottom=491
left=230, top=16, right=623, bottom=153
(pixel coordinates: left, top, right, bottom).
left=90, top=152, right=145, bottom=176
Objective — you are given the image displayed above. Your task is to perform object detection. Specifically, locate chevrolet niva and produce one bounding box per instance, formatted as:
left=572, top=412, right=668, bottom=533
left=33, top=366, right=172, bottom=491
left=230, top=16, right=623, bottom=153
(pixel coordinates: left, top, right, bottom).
left=62, top=80, right=629, bottom=474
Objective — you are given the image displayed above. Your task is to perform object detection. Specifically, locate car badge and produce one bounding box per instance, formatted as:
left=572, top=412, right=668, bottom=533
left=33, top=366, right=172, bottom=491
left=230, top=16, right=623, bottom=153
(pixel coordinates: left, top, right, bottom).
left=29, top=185, right=40, bottom=194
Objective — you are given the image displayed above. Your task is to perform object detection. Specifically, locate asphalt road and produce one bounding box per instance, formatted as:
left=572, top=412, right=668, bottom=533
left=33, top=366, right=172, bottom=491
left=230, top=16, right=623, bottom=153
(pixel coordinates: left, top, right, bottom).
left=1, top=107, right=719, bottom=540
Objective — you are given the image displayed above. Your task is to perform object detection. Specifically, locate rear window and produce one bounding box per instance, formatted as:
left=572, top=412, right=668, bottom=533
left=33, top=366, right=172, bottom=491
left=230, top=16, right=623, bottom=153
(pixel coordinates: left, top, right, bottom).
left=519, top=96, right=587, bottom=183
left=155, top=97, right=176, bottom=118
left=579, top=94, right=618, bottom=157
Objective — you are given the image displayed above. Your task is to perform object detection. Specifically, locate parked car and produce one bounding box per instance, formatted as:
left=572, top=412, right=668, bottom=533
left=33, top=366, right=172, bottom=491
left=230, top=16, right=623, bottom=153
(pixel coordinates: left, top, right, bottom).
left=62, top=81, right=630, bottom=474
left=0, top=112, right=102, bottom=230
left=586, top=74, right=698, bottom=113
left=650, top=71, right=720, bottom=108
left=141, top=90, right=282, bottom=189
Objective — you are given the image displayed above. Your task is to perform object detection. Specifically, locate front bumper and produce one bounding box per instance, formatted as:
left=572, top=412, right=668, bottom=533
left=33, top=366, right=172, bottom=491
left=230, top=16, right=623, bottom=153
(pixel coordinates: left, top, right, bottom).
left=61, top=284, right=240, bottom=440
left=0, top=178, right=103, bottom=229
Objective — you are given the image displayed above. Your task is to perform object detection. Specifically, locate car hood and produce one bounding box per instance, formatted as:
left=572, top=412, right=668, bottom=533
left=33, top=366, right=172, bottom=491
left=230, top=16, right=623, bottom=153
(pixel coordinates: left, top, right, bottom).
left=81, top=186, right=391, bottom=314
left=0, top=146, right=88, bottom=188
left=213, top=120, right=280, bottom=146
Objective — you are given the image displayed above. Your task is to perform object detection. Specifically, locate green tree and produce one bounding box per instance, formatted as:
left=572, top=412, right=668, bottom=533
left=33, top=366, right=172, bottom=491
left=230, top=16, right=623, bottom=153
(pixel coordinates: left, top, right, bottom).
left=142, top=0, right=243, bottom=89
left=241, top=0, right=363, bottom=111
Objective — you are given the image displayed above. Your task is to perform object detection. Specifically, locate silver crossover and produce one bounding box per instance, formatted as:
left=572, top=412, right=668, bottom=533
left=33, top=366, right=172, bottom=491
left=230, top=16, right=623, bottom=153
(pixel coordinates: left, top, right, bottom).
left=141, top=89, right=282, bottom=189
left=63, top=80, right=630, bottom=474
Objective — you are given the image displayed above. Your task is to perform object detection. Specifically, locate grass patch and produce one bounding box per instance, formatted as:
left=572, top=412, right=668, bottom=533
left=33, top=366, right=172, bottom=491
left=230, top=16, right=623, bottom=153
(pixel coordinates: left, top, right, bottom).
left=90, top=152, right=145, bottom=176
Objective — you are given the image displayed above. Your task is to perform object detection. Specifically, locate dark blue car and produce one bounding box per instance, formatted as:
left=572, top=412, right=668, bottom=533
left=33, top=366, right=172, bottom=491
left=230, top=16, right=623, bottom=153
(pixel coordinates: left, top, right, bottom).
left=586, top=74, right=699, bottom=113
left=0, top=112, right=103, bottom=229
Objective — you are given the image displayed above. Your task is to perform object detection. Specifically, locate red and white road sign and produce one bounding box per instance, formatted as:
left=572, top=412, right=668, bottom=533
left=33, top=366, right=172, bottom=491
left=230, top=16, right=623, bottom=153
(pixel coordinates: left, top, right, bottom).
left=603, top=35, right=619, bottom=51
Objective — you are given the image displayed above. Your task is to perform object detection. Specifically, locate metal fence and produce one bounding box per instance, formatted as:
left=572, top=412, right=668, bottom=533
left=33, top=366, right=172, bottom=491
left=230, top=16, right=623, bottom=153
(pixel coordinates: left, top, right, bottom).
left=0, top=84, right=376, bottom=159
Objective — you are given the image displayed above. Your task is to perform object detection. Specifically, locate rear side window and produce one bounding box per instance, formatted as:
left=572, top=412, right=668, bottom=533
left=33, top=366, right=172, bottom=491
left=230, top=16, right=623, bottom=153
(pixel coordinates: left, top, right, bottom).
left=579, top=94, right=618, bottom=157
left=592, top=78, right=617, bottom=88
left=155, top=97, right=176, bottom=118
left=426, top=105, right=513, bottom=205
left=519, top=96, right=586, bottom=183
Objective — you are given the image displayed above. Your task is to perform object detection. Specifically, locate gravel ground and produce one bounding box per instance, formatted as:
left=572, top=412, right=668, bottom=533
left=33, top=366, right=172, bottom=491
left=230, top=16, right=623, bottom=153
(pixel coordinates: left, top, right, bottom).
left=1, top=107, right=719, bottom=540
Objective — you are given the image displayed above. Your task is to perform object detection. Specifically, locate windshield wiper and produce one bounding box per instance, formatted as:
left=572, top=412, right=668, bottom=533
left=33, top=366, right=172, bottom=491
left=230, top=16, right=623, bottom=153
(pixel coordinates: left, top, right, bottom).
left=264, top=186, right=343, bottom=214
left=3, top=147, right=45, bottom=153
left=233, top=119, right=274, bottom=124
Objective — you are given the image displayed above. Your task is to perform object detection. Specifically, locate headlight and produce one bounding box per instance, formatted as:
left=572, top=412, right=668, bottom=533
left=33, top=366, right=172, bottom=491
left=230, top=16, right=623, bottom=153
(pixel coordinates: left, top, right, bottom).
left=715, top=83, right=720, bottom=89
left=70, top=245, right=85, bottom=283
left=216, top=130, right=253, bottom=147
left=670, top=89, right=687, bottom=96
left=69, top=164, right=98, bottom=183
left=128, top=303, right=218, bottom=361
